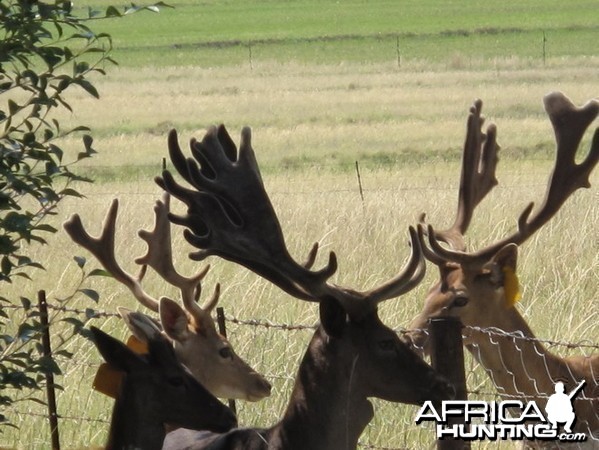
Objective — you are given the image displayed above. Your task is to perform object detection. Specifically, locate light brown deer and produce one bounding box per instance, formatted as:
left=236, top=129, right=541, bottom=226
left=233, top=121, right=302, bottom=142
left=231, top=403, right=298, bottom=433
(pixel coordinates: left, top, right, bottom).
left=408, top=92, right=599, bottom=446
left=155, top=125, right=454, bottom=450
left=64, top=194, right=272, bottom=402
left=90, top=326, right=236, bottom=450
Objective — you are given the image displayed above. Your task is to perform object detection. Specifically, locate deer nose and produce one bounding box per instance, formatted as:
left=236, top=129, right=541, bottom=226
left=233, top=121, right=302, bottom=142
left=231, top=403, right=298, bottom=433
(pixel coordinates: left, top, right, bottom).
left=430, top=375, right=456, bottom=401
left=219, top=406, right=238, bottom=432
left=247, top=375, right=272, bottom=401
left=257, top=376, right=272, bottom=395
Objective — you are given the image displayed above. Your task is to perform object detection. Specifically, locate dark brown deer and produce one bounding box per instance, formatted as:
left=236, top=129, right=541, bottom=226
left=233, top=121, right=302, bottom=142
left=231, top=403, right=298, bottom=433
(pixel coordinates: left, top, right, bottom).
left=156, top=125, right=454, bottom=450
left=90, top=326, right=236, bottom=450
left=64, top=195, right=272, bottom=402
left=408, top=92, right=599, bottom=444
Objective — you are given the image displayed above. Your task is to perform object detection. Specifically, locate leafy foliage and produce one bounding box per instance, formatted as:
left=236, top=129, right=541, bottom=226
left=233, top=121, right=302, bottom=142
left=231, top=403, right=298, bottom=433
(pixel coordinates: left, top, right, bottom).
left=0, top=0, right=169, bottom=430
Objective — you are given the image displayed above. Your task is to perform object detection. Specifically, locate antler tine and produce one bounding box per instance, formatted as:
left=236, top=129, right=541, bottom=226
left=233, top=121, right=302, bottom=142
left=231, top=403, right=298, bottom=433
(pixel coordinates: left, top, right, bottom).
left=135, top=192, right=219, bottom=323
left=362, top=226, right=426, bottom=305
left=416, top=223, right=449, bottom=267
left=479, top=92, right=599, bottom=251
left=159, top=125, right=430, bottom=321
left=63, top=199, right=160, bottom=312
left=424, top=92, right=599, bottom=265
left=157, top=125, right=338, bottom=303
left=423, top=99, right=500, bottom=252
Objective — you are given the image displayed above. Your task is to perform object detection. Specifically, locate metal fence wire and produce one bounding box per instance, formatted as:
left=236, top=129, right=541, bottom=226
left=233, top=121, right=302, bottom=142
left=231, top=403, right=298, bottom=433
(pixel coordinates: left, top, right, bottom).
left=2, top=298, right=598, bottom=449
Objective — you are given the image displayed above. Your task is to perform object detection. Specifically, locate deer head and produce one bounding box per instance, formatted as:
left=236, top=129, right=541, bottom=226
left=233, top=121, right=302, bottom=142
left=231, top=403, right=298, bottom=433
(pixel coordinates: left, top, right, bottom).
left=156, top=124, right=454, bottom=419
left=90, top=326, right=236, bottom=450
left=408, top=92, right=599, bottom=352
left=64, top=195, right=272, bottom=401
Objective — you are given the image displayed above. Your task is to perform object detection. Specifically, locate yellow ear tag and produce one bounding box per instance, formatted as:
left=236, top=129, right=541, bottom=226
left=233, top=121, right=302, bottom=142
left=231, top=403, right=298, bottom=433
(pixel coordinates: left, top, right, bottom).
left=503, top=267, right=521, bottom=307
left=93, top=335, right=149, bottom=398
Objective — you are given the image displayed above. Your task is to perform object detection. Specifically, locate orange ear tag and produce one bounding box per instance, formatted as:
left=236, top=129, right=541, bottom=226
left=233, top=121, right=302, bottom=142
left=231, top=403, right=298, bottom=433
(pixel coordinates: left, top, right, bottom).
left=93, top=335, right=150, bottom=398
left=502, top=267, right=522, bottom=307
left=93, top=363, right=123, bottom=399
left=126, top=335, right=149, bottom=354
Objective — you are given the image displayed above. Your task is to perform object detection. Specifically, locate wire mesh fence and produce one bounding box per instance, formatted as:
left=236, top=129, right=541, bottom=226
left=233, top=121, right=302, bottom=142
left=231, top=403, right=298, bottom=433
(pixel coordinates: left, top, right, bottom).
left=2, top=297, right=597, bottom=449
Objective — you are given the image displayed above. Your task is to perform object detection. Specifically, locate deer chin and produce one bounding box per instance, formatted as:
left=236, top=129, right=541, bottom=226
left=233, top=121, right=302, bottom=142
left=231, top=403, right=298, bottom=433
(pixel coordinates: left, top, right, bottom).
left=217, top=381, right=271, bottom=402
left=246, top=389, right=271, bottom=402
left=355, top=398, right=375, bottom=425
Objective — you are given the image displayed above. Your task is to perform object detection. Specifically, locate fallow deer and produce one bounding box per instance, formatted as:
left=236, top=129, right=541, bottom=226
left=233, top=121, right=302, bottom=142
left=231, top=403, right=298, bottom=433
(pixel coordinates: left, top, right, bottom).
left=408, top=92, right=599, bottom=446
left=64, top=195, right=272, bottom=402
left=90, top=326, right=236, bottom=450
left=156, top=125, right=454, bottom=450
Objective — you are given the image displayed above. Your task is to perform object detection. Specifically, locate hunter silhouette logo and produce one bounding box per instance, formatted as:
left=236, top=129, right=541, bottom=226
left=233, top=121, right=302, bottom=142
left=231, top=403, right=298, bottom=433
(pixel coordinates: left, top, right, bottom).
left=415, top=380, right=588, bottom=443
left=545, top=380, right=585, bottom=434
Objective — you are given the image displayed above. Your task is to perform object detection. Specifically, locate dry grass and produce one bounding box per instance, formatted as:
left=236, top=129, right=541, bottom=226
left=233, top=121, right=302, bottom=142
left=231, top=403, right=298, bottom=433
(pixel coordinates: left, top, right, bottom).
left=55, top=58, right=599, bottom=170
left=1, top=58, right=598, bottom=449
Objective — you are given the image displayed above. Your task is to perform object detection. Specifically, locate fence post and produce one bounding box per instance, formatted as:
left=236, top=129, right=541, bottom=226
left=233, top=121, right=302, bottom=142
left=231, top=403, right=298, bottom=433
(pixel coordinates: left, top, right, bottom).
left=354, top=160, right=365, bottom=204
left=429, top=316, right=469, bottom=450
left=216, top=306, right=237, bottom=415
left=38, top=290, right=61, bottom=450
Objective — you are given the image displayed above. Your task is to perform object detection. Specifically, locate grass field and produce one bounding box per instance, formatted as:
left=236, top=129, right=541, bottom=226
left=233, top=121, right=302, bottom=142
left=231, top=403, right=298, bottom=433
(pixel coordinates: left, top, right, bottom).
left=1, top=1, right=598, bottom=448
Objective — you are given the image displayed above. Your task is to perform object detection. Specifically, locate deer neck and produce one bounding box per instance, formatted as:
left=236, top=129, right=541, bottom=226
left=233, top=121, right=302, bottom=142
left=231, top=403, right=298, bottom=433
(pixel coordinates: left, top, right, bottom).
left=272, top=327, right=373, bottom=450
left=106, top=378, right=166, bottom=450
left=466, top=303, right=567, bottom=401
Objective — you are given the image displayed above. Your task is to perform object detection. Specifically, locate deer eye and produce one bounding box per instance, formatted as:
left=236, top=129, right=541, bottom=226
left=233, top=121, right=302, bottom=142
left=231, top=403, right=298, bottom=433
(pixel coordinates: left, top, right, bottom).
left=219, top=347, right=233, bottom=359
left=452, top=295, right=469, bottom=307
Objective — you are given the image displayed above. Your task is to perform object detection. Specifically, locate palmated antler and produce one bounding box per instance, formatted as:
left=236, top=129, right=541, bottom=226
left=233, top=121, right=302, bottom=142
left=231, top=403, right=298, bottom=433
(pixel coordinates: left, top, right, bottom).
left=63, top=193, right=219, bottom=327
left=157, top=125, right=425, bottom=320
left=420, top=98, right=500, bottom=253
left=422, top=92, right=599, bottom=266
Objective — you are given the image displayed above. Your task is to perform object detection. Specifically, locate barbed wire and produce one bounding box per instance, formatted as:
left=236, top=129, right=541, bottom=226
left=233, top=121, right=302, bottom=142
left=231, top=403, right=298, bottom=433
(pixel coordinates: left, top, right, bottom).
left=5, top=303, right=598, bottom=351
left=4, top=300, right=598, bottom=448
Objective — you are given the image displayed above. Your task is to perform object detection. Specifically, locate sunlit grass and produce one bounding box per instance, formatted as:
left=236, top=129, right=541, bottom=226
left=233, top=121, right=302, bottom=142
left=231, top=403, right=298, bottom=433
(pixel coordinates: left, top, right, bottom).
left=1, top=54, right=598, bottom=449
left=1, top=155, right=597, bottom=448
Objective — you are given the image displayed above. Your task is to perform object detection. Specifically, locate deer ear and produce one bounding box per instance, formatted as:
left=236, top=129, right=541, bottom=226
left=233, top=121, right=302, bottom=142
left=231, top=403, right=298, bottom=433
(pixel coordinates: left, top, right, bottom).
left=118, top=307, right=162, bottom=343
left=319, top=297, right=347, bottom=339
left=159, top=297, right=192, bottom=342
left=492, top=243, right=518, bottom=271
left=90, top=326, right=144, bottom=373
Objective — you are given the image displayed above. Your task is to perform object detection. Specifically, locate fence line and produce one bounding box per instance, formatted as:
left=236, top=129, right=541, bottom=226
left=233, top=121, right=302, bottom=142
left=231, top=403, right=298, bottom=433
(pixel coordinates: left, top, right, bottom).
left=6, top=302, right=599, bottom=351
left=3, top=299, right=598, bottom=449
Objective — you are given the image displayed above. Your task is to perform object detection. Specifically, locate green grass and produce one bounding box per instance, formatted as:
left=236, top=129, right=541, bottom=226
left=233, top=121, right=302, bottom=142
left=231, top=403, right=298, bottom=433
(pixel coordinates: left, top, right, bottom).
left=70, top=0, right=599, bottom=67
left=1, top=1, right=598, bottom=448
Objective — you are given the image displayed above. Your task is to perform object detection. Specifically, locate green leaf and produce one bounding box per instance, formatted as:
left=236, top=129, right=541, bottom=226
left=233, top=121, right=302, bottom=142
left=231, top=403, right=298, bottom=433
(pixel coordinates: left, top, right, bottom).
left=76, top=79, right=99, bottom=98
left=59, top=188, right=84, bottom=198
left=74, top=62, right=90, bottom=76
left=79, top=288, right=99, bottom=303
left=85, top=308, right=99, bottom=319
left=8, top=100, right=20, bottom=115
left=88, top=268, right=111, bottom=277
left=34, top=224, right=58, bottom=233
left=73, top=256, right=86, bottom=268
left=20, top=297, right=32, bottom=310
left=1, top=256, right=12, bottom=275
left=105, top=6, right=122, bottom=17
left=82, top=134, right=94, bottom=151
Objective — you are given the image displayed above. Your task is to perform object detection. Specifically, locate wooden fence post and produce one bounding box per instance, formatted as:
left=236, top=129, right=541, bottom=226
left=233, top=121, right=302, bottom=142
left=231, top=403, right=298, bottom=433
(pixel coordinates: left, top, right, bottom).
left=38, top=290, right=61, bottom=450
left=216, top=306, right=237, bottom=415
left=429, top=316, right=469, bottom=450
left=354, top=160, right=365, bottom=204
